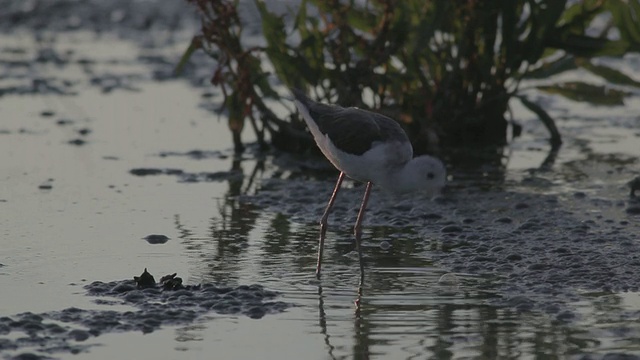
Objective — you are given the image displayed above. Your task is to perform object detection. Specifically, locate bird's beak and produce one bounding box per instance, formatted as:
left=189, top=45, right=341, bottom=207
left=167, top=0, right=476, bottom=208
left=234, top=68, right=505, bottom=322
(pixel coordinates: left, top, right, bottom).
left=426, top=184, right=446, bottom=198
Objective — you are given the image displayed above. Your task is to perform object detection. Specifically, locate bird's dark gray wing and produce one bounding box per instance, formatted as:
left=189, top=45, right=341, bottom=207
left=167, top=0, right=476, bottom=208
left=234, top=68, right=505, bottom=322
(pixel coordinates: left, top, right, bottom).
left=292, top=89, right=408, bottom=155
left=314, top=107, right=408, bottom=155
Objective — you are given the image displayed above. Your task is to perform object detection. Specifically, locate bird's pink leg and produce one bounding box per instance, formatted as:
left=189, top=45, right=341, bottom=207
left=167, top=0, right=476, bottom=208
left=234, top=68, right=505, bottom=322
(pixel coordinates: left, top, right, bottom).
left=353, top=182, right=373, bottom=287
left=317, top=172, right=345, bottom=278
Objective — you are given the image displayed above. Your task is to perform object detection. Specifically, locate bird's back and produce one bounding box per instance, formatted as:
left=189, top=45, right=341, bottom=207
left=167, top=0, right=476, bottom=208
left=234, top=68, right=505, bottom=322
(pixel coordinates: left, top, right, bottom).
left=292, top=90, right=411, bottom=156
left=292, top=89, right=414, bottom=184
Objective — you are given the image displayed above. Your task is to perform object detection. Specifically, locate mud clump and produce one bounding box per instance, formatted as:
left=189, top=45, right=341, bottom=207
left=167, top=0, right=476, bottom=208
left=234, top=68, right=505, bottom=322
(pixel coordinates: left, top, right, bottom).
left=129, top=167, right=242, bottom=183
left=0, top=270, right=290, bottom=358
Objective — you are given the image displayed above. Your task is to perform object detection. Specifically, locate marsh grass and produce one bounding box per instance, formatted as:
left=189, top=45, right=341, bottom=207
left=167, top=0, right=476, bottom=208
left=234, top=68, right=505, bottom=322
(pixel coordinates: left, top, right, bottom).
left=179, top=0, right=640, bottom=154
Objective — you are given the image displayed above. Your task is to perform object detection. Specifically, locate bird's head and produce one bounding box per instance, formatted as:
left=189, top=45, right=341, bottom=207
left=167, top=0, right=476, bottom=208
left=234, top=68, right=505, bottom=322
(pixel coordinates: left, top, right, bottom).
left=410, top=155, right=447, bottom=196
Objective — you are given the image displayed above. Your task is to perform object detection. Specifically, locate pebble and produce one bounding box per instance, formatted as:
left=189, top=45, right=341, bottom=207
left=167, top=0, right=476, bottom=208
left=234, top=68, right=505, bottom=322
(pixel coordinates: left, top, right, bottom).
left=441, top=225, right=463, bottom=233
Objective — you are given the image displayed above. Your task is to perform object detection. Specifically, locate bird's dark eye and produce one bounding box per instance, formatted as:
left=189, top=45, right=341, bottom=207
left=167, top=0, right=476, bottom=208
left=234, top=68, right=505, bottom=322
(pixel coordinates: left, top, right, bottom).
left=427, top=172, right=435, bottom=180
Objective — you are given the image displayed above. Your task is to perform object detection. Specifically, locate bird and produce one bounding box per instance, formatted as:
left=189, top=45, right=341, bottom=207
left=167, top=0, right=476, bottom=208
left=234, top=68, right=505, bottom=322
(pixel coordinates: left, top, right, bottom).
left=291, top=89, right=446, bottom=286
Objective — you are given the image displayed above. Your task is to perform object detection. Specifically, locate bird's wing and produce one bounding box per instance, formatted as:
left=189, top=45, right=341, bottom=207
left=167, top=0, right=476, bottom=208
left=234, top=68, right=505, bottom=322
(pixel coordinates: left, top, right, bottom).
left=315, top=107, right=409, bottom=156
left=292, top=89, right=409, bottom=156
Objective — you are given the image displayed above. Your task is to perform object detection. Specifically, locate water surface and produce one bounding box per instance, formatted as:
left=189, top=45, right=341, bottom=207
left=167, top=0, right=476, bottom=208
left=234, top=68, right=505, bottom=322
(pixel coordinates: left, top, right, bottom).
left=1, top=3, right=640, bottom=359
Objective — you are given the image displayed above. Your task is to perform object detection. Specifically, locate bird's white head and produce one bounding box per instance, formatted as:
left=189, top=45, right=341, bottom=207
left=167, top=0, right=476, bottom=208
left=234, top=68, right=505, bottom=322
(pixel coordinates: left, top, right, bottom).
left=400, top=155, right=447, bottom=196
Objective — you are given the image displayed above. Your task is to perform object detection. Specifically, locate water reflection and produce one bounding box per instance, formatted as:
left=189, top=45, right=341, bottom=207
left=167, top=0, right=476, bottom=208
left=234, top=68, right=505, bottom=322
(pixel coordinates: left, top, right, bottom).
left=313, top=279, right=626, bottom=359
left=175, top=157, right=263, bottom=284
left=318, top=285, right=339, bottom=360
left=169, top=152, right=640, bottom=358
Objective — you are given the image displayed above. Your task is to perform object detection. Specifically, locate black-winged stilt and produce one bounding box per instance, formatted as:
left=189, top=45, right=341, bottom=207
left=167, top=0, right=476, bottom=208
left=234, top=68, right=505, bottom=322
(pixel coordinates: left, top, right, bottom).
left=292, top=89, right=446, bottom=286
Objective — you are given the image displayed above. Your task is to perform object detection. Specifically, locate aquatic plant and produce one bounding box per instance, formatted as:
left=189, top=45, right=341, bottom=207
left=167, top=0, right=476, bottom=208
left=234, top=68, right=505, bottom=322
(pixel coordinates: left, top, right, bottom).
left=179, top=0, right=640, bottom=153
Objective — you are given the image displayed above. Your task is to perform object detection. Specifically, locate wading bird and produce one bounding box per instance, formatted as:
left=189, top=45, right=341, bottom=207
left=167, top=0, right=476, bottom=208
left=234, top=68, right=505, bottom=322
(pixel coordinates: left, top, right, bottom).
left=292, top=89, right=446, bottom=286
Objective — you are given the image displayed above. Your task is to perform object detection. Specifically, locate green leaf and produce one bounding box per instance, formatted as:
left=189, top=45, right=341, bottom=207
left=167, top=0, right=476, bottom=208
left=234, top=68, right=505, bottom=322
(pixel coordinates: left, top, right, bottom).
left=346, top=7, right=376, bottom=32
left=548, top=34, right=629, bottom=57
left=606, top=0, right=640, bottom=45
left=255, top=0, right=287, bottom=49
left=174, top=36, right=201, bottom=75
left=558, top=0, right=603, bottom=32
left=517, top=95, right=562, bottom=148
left=256, top=0, right=306, bottom=88
left=537, top=82, right=630, bottom=106
left=523, top=0, right=568, bottom=63
left=579, top=60, right=640, bottom=88
left=523, top=55, right=577, bottom=79
left=226, top=90, right=245, bottom=133
left=253, top=72, right=279, bottom=98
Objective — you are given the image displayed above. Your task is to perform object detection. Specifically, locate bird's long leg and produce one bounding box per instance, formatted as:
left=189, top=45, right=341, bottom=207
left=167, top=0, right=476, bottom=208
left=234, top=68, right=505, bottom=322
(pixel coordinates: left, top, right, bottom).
left=317, top=172, right=345, bottom=278
left=353, top=182, right=373, bottom=287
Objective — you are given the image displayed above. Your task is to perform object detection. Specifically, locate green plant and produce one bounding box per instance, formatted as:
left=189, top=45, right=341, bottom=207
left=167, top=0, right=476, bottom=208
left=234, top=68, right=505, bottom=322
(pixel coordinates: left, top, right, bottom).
left=178, top=0, right=640, bottom=153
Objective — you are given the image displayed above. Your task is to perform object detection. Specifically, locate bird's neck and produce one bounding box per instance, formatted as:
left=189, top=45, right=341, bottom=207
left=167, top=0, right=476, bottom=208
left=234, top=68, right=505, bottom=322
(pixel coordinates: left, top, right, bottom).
left=378, top=159, right=422, bottom=194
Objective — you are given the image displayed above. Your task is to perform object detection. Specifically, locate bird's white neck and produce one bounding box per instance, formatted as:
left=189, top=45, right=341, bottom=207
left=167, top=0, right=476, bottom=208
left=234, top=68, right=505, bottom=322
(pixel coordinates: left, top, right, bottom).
left=376, top=159, right=423, bottom=194
left=375, top=156, right=445, bottom=195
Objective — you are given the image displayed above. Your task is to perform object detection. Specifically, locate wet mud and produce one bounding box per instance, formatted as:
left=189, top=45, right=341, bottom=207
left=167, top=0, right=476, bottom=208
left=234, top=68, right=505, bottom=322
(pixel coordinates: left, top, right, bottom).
left=240, top=158, right=640, bottom=318
left=0, top=271, right=289, bottom=359
left=2, top=0, right=640, bottom=359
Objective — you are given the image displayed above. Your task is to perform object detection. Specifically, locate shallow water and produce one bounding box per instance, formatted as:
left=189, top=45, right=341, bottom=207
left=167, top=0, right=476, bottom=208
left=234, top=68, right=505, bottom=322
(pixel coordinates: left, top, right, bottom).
left=1, top=2, right=640, bottom=359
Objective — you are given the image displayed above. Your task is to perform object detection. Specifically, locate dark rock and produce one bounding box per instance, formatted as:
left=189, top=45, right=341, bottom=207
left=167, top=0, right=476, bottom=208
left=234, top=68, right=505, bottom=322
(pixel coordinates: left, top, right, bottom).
left=143, top=234, right=169, bottom=244
left=505, top=254, right=523, bottom=261
left=68, top=138, right=86, bottom=146
left=68, top=329, right=90, bottom=341
left=494, top=217, right=513, bottom=224
left=441, top=225, right=463, bottom=233
left=626, top=206, right=640, bottom=215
